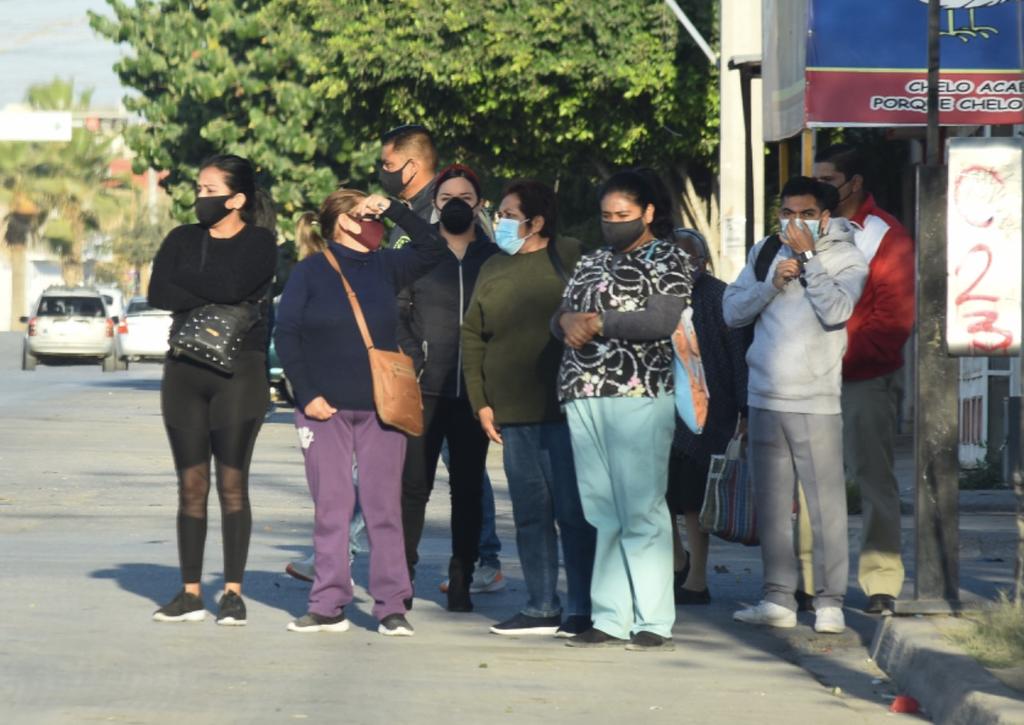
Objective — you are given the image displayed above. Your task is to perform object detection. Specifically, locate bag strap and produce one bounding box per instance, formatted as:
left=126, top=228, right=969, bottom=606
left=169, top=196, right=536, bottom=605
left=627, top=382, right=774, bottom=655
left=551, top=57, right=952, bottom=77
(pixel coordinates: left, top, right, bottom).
left=546, top=238, right=570, bottom=283
left=754, top=233, right=782, bottom=282
left=322, top=249, right=376, bottom=352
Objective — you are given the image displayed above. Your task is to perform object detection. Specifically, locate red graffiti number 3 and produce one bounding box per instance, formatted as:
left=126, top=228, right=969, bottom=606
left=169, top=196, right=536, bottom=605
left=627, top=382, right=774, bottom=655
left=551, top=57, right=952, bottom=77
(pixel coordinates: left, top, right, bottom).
left=955, top=243, right=1013, bottom=352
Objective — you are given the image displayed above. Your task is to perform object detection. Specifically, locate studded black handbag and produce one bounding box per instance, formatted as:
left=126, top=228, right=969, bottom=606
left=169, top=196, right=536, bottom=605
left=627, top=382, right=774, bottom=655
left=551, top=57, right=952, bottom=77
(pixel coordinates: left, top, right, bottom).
left=169, top=302, right=259, bottom=374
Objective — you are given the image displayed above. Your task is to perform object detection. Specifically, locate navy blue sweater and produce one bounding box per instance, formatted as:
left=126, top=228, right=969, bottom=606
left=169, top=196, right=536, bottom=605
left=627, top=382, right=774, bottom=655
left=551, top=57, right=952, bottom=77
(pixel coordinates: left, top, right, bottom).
left=274, top=204, right=447, bottom=411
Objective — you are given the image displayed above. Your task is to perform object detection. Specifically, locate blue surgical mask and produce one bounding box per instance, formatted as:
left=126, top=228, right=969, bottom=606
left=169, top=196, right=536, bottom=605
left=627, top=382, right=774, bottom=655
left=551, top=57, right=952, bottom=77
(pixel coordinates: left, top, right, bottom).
left=494, top=217, right=531, bottom=255
left=780, top=218, right=821, bottom=241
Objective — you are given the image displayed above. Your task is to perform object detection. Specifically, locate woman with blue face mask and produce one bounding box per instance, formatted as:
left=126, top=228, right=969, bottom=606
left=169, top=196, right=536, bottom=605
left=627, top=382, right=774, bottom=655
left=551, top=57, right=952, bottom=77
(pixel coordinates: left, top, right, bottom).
left=462, top=180, right=596, bottom=638
left=553, top=168, right=694, bottom=652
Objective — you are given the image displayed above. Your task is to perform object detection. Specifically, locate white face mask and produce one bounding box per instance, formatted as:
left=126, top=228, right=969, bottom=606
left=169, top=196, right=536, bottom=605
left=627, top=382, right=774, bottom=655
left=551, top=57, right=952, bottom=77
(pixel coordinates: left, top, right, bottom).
left=780, top=218, right=821, bottom=241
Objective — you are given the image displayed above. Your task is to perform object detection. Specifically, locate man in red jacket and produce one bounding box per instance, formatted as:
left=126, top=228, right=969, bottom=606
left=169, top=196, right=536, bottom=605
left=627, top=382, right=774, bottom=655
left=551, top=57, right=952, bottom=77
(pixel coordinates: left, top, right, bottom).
left=813, top=144, right=915, bottom=615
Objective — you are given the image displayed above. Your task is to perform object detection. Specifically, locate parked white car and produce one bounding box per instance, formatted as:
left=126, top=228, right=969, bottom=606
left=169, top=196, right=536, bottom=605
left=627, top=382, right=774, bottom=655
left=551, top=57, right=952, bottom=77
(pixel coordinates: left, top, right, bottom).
left=116, top=296, right=172, bottom=361
left=21, top=286, right=124, bottom=372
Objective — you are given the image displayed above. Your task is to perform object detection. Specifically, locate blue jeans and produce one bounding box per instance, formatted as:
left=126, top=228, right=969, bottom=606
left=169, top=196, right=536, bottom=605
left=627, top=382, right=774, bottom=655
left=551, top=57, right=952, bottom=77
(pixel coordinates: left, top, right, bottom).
left=441, top=439, right=501, bottom=569
left=503, top=421, right=595, bottom=618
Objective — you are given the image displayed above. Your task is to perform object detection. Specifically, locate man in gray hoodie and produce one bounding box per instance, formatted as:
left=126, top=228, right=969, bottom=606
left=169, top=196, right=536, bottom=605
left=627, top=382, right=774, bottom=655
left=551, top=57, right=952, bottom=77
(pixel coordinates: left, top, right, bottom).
left=723, top=176, right=868, bottom=635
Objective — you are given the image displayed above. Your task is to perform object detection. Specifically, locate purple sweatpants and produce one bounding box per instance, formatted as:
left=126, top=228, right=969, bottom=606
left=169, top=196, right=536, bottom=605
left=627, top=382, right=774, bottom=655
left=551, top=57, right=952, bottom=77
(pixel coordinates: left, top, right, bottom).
left=295, top=408, right=411, bottom=620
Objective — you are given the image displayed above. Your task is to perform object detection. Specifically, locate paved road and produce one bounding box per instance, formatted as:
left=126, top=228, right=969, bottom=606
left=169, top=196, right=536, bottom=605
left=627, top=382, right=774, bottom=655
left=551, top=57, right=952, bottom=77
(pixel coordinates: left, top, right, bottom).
left=0, top=330, right=967, bottom=723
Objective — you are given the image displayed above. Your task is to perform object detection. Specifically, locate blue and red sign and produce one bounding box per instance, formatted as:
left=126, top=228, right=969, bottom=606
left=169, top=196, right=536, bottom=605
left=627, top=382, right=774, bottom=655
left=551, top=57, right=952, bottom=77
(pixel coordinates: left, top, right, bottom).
left=806, top=0, right=1024, bottom=127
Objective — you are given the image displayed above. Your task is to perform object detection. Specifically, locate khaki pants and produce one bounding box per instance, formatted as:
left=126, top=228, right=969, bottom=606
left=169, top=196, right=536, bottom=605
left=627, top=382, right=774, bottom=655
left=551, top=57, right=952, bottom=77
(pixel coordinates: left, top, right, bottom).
left=796, top=372, right=905, bottom=597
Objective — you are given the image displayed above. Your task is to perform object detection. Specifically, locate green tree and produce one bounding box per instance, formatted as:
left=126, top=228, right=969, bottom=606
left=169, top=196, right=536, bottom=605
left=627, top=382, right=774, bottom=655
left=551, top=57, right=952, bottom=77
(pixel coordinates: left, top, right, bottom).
left=91, top=0, right=718, bottom=237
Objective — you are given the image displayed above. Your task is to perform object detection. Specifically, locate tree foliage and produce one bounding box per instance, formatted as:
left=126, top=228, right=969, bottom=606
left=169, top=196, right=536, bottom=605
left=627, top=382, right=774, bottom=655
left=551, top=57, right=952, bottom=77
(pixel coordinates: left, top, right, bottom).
left=0, top=79, right=116, bottom=282
left=91, top=0, right=718, bottom=233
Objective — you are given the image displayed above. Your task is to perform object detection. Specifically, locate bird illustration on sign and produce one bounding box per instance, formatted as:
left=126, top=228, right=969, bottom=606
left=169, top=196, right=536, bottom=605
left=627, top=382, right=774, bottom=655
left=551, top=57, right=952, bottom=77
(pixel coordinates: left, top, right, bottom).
left=918, top=0, right=1011, bottom=41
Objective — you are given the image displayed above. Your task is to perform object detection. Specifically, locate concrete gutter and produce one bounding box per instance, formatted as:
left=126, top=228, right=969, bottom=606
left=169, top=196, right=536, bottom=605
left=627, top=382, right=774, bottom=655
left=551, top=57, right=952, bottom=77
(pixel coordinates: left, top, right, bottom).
left=871, top=617, right=1024, bottom=724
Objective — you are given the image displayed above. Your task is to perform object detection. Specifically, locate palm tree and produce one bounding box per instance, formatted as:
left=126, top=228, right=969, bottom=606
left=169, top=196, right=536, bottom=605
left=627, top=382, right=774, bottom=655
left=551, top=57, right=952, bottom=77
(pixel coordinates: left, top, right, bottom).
left=0, top=79, right=114, bottom=304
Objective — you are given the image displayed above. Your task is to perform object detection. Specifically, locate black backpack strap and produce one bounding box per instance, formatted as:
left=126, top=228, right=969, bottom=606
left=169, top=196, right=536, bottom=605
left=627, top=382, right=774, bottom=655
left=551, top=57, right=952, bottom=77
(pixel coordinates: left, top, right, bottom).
left=754, top=233, right=783, bottom=282
left=547, top=238, right=570, bottom=283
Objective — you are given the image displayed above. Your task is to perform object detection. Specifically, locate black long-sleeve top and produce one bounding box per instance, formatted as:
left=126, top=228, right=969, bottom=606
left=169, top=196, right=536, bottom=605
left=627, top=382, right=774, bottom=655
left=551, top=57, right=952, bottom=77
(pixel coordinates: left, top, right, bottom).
left=672, top=273, right=751, bottom=464
left=148, top=223, right=277, bottom=351
left=274, top=203, right=447, bottom=411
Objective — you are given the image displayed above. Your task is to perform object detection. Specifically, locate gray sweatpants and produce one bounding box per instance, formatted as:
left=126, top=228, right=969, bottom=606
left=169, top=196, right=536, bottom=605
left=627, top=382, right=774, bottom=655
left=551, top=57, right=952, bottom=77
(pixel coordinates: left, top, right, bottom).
left=749, top=407, right=848, bottom=610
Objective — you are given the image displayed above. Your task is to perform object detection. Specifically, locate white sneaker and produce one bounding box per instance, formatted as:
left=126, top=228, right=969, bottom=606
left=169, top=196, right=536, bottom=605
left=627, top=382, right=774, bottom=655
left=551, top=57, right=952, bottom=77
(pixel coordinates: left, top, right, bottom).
left=733, top=600, right=797, bottom=629
left=814, top=606, right=846, bottom=634
left=471, top=565, right=506, bottom=593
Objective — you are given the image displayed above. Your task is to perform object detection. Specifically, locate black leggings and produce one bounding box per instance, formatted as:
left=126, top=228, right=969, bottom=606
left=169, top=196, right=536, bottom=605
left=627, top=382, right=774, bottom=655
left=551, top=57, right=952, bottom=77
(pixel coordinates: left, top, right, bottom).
left=161, top=353, right=268, bottom=584
left=401, top=395, right=489, bottom=578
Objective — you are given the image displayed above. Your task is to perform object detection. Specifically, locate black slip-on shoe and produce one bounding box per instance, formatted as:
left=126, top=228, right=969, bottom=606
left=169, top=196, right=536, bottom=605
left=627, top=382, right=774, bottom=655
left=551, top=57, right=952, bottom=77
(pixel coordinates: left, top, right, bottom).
left=565, top=627, right=628, bottom=648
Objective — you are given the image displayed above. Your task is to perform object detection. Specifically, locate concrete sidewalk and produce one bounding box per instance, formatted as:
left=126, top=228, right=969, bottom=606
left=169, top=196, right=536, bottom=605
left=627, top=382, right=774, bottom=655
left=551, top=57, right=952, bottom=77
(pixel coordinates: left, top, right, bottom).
left=0, top=343, right=1020, bottom=723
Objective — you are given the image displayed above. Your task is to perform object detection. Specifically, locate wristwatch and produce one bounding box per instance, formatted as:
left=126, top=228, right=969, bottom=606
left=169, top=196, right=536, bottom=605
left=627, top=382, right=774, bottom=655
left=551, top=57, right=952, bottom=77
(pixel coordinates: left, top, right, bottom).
left=798, top=249, right=816, bottom=264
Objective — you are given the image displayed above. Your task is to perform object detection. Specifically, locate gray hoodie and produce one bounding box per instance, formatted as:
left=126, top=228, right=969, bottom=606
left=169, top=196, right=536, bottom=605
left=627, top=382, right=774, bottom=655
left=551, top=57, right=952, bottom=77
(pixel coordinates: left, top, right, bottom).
left=722, top=218, right=868, bottom=415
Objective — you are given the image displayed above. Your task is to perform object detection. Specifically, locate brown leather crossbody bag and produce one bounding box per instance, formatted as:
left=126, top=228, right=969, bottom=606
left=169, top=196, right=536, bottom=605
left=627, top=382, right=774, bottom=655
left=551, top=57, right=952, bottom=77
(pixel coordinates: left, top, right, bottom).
left=322, top=250, right=424, bottom=437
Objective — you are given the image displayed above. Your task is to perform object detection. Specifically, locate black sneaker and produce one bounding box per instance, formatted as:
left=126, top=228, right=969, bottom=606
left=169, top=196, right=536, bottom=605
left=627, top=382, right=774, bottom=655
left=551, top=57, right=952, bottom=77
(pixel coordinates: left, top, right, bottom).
left=216, top=591, right=247, bottom=626
left=153, top=589, right=206, bottom=623
left=489, top=612, right=561, bottom=636
left=378, top=613, right=415, bottom=637
left=675, top=587, right=711, bottom=606
left=626, top=631, right=676, bottom=652
left=865, top=594, right=896, bottom=616
left=286, top=610, right=350, bottom=633
left=555, top=615, right=592, bottom=638
left=795, top=590, right=816, bottom=613
left=565, top=627, right=628, bottom=648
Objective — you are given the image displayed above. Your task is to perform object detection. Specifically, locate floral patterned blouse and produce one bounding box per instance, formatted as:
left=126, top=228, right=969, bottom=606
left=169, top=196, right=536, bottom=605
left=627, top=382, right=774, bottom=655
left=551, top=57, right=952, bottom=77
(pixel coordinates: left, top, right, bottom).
left=558, top=237, right=692, bottom=401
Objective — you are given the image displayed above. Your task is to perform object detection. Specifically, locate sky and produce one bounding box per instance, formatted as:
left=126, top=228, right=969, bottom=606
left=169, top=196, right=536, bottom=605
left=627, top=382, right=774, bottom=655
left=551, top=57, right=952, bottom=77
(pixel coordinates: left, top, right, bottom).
left=0, top=0, right=128, bottom=109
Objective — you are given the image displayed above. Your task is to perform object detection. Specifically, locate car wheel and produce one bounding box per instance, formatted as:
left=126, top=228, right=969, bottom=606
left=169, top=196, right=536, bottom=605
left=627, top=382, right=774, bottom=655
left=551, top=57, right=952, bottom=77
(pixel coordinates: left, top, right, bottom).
left=101, top=351, right=118, bottom=372
left=22, top=344, right=37, bottom=371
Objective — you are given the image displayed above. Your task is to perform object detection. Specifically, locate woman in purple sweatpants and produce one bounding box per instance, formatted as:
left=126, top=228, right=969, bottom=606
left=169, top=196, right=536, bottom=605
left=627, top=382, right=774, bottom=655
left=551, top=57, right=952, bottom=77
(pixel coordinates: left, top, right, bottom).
left=274, top=189, right=446, bottom=636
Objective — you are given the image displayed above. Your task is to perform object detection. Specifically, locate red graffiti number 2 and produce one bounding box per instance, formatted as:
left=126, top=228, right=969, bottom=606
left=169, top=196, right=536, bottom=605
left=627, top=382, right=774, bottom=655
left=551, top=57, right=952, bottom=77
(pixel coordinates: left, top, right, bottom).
left=955, top=243, right=1013, bottom=352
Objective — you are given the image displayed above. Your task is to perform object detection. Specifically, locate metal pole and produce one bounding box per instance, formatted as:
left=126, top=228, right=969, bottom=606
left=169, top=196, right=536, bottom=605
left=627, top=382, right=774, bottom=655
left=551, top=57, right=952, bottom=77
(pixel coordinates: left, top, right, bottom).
left=899, top=0, right=961, bottom=614
left=663, top=0, right=718, bottom=66
left=926, top=0, right=941, bottom=166
left=740, top=66, right=755, bottom=253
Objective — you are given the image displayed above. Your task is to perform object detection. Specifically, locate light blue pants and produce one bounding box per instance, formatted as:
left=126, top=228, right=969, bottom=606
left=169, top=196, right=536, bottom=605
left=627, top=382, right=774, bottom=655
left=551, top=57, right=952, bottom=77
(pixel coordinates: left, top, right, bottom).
left=565, top=395, right=676, bottom=639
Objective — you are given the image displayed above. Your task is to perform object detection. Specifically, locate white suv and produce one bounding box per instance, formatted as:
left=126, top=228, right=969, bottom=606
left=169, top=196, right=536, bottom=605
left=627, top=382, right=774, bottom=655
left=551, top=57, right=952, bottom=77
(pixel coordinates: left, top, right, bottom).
left=21, top=286, right=125, bottom=372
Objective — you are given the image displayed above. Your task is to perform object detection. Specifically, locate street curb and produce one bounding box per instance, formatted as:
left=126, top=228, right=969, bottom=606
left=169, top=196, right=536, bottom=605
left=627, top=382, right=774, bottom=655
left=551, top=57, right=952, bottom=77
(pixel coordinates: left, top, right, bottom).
left=871, top=617, right=1024, bottom=725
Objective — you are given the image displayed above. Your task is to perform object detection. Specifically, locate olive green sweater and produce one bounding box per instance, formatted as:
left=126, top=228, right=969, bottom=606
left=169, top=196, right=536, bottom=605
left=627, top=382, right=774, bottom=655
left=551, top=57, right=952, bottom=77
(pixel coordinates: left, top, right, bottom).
left=461, top=238, right=582, bottom=425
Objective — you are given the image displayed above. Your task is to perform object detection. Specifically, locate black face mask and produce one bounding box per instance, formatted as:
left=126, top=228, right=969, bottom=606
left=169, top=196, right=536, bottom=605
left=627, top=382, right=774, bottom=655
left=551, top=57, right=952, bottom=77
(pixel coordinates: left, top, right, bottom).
left=601, top=218, right=646, bottom=252
left=195, top=195, right=233, bottom=228
left=378, top=160, right=413, bottom=198
left=438, top=198, right=475, bottom=234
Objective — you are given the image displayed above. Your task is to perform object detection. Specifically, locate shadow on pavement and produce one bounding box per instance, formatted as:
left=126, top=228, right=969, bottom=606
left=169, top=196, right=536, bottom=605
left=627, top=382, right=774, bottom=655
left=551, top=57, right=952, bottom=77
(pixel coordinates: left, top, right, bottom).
left=89, top=563, right=320, bottom=621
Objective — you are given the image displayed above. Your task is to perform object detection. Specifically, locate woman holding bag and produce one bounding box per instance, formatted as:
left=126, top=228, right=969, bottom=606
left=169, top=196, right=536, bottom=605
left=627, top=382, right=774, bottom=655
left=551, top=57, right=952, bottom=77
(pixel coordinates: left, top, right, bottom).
left=148, top=154, right=276, bottom=626
left=274, top=189, right=446, bottom=636
left=666, top=229, right=750, bottom=606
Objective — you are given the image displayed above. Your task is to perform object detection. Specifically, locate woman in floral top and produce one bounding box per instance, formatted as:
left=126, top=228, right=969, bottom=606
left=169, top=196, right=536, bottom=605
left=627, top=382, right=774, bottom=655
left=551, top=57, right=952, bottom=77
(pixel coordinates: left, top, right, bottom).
left=553, top=169, right=693, bottom=652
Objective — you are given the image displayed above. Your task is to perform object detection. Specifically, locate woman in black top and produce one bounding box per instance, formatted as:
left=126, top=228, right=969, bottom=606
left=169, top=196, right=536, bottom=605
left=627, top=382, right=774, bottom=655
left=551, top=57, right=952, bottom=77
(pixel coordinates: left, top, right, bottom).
left=397, top=164, right=497, bottom=612
left=148, top=154, right=277, bottom=626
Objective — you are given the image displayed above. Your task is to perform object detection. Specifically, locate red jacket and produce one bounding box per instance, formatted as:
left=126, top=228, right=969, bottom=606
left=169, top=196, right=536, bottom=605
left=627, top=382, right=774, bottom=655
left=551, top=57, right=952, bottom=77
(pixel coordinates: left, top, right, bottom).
left=842, top=194, right=916, bottom=381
